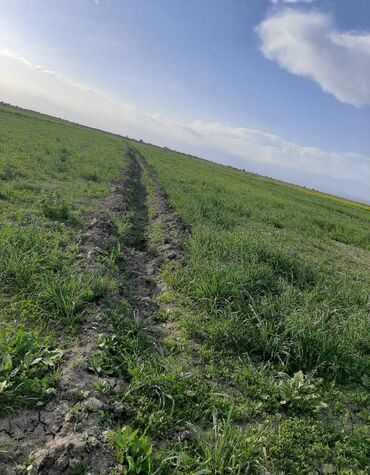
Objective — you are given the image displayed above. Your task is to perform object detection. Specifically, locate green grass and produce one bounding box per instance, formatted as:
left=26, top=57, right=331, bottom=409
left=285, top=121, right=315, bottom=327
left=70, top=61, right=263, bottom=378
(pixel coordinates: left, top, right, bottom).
left=0, top=103, right=126, bottom=414
left=1, top=103, right=368, bottom=472
left=124, top=142, right=370, bottom=474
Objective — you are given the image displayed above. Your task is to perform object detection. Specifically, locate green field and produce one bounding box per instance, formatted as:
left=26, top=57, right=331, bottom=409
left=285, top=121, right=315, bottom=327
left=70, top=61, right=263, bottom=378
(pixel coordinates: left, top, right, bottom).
left=0, top=104, right=369, bottom=473
left=0, top=103, right=126, bottom=414
left=128, top=142, right=370, bottom=473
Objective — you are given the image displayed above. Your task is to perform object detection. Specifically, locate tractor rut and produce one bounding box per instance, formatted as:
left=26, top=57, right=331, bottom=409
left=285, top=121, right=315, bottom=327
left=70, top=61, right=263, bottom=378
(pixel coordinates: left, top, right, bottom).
left=0, top=147, right=187, bottom=474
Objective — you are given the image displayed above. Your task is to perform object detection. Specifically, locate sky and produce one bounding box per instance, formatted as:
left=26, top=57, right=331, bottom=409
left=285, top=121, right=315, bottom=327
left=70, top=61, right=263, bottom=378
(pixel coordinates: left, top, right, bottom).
left=0, top=0, right=369, bottom=203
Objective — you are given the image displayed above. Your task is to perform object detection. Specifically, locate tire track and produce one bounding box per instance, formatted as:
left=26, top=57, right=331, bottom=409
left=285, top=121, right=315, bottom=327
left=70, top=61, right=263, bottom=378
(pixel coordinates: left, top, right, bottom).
left=0, top=147, right=188, bottom=474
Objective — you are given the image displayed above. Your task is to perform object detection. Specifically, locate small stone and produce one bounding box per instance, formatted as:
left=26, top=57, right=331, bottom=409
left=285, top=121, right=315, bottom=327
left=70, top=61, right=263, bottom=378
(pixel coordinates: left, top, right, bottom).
left=112, top=381, right=126, bottom=394
left=84, top=397, right=104, bottom=412
left=64, top=412, right=73, bottom=423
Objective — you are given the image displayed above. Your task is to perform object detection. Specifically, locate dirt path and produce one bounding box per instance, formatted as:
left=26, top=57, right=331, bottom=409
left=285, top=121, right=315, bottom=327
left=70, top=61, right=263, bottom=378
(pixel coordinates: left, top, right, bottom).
left=0, top=147, right=187, bottom=474
left=120, top=149, right=187, bottom=335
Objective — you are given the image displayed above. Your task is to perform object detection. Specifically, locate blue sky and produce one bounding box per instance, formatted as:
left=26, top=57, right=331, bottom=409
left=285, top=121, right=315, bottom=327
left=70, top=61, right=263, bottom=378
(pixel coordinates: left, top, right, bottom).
left=0, top=0, right=369, bottom=203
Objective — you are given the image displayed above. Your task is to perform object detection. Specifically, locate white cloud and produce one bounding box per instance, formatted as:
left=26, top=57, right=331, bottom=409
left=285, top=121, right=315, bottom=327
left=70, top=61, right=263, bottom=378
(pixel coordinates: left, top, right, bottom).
left=0, top=49, right=369, bottom=202
left=0, top=49, right=100, bottom=94
left=256, top=9, right=370, bottom=107
left=189, top=121, right=370, bottom=190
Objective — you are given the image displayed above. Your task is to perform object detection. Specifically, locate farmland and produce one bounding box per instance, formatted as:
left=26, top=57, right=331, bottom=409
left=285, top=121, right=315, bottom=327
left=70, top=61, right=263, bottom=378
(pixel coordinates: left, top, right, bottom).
left=0, top=104, right=369, bottom=473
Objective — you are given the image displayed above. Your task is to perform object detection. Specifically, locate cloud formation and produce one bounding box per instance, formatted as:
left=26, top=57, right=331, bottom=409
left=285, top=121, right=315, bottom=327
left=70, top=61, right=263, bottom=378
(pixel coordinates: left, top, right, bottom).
left=256, top=9, right=370, bottom=107
left=0, top=49, right=369, bottom=203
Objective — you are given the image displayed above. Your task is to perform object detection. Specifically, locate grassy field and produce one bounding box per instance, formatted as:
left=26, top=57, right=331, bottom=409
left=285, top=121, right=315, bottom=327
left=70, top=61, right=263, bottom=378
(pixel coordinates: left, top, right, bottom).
left=120, top=141, right=369, bottom=473
left=0, top=104, right=369, bottom=473
left=0, top=103, right=126, bottom=414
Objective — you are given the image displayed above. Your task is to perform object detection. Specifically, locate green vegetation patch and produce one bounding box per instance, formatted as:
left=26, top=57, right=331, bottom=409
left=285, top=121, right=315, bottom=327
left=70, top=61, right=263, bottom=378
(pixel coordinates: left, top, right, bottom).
left=0, top=104, right=125, bottom=413
left=129, top=142, right=370, bottom=473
